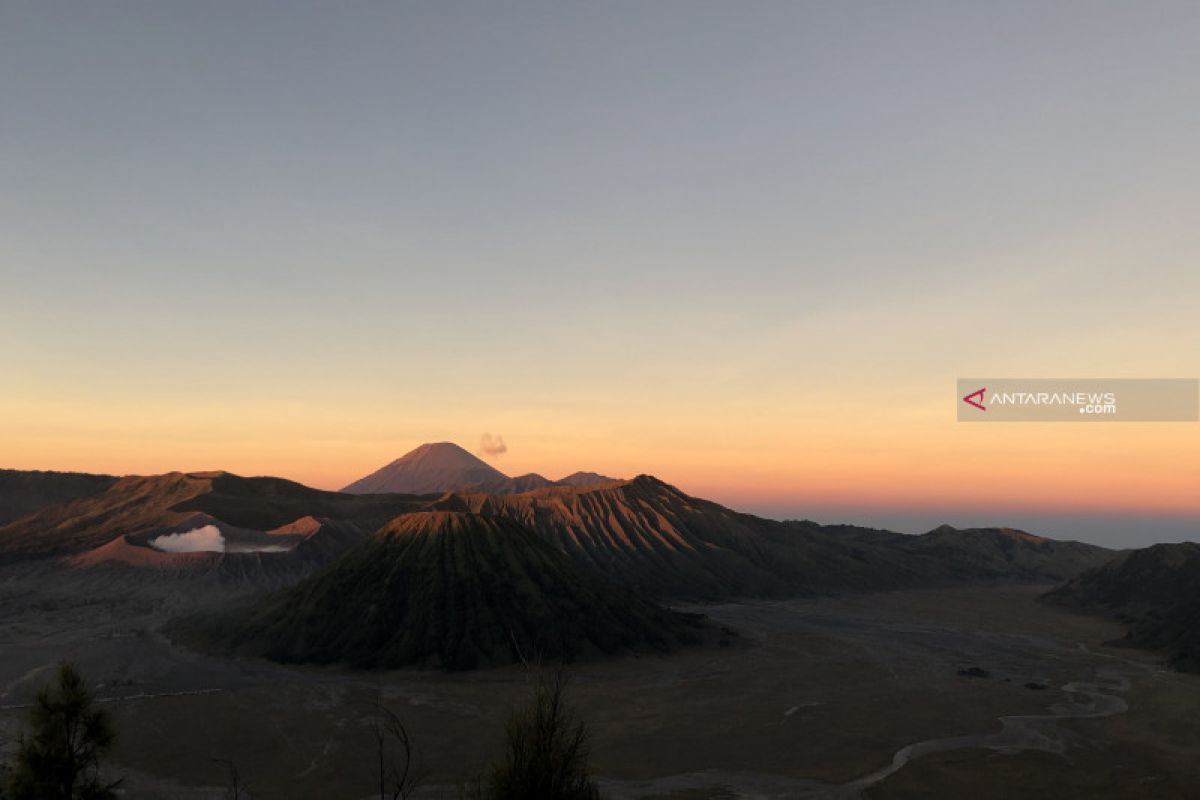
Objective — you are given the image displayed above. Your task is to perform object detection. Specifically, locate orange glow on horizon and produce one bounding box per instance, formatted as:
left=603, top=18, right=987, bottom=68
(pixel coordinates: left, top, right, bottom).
left=4, top=410, right=1198, bottom=521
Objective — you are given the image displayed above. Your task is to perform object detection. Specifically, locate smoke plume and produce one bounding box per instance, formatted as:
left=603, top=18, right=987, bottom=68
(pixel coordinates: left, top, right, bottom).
left=149, top=524, right=225, bottom=553
left=479, top=433, right=508, bottom=457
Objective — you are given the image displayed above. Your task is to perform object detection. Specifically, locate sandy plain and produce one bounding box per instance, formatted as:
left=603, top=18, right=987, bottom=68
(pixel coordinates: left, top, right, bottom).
left=1, top=568, right=1196, bottom=799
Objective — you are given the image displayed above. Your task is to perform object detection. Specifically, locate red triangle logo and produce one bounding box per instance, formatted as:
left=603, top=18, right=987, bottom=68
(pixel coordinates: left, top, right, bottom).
left=962, top=387, right=986, bottom=411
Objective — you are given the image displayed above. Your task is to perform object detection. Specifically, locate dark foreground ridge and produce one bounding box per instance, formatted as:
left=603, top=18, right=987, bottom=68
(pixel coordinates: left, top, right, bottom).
left=1044, top=541, right=1200, bottom=671
left=178, top=511, right=707, bottom=670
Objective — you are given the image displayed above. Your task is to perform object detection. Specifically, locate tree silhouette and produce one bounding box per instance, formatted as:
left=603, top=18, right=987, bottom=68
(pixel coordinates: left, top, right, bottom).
left=371, top=686, right=424, bottom=800
left=487, top=669, right=601, bottom=800
left=210, top=757, right=242, bottom=800
left=7, top=662, right=119, bottom=800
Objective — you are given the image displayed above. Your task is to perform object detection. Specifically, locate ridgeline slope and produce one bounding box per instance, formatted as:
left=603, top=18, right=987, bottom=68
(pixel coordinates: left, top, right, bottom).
left=184, top=511, right=706, bottom=669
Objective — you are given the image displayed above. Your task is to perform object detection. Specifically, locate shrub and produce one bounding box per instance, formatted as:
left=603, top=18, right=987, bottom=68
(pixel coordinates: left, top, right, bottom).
left=486, top=670, right=601, bottom=800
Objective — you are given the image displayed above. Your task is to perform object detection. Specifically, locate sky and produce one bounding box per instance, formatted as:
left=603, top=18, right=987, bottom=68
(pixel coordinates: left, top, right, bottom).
left=3, top=2, right=1199, bottom=547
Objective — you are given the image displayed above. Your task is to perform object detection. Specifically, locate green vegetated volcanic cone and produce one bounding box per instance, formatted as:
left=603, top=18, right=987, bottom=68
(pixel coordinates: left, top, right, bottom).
left=192, top=511, right=706, bottom=670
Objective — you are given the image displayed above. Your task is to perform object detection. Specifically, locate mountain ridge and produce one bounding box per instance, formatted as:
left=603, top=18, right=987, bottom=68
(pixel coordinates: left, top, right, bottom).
left=0, top=471, right=426, bottom=565
left=427, top=476, right=1115, bottom=599
left=1, top=462, right=1116, bottom=606
left=341, top=442, right=617, bottom=495
left=178, top=510, right=708, bottom=670
left=0, top=468, right=119, bottom=526
left=1044, top=542, right=1200, bottom=671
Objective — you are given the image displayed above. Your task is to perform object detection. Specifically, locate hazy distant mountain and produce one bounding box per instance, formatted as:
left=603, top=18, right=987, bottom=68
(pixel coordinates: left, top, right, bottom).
left=504, top=472, right=558, bottom=492
left=342, top=442, right=511, bottom=494
left=341, top=442, right=617, bottom=494
left=0, top=469, right=118, bottom=526
left=892, top=524, right=1116, bottom=583
left=556, top=471, right=618, bottom=486
left=182, top=511, right=706, bottom=670
left=1045, top=542, right=1200, bottom=671
left=429, top=478, right=1116, bottom=600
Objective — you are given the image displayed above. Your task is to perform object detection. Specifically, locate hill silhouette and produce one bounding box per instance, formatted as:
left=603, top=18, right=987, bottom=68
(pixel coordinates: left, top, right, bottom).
left=1045, top=542, right=1200, bottom=671
left=889, top=524, right=1115, bottom=583
left=0, top=461, right=1115, bottom=606
left=342, top=442, right=616, bottom=495
left=555, top=471, right=619, bottom=487
left=0, top=471, right=426, bottom=564
left=429, top=477, right=1115, bottom=599
left=0, top=469, right=118, bottom=526
left=183, top=511, right=706, bottom=670
left=343, top=443, right=512, bottom=494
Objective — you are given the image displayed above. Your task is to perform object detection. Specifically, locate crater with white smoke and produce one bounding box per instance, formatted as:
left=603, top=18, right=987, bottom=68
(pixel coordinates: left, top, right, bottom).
left=149, top=525, right=226, bottom=553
